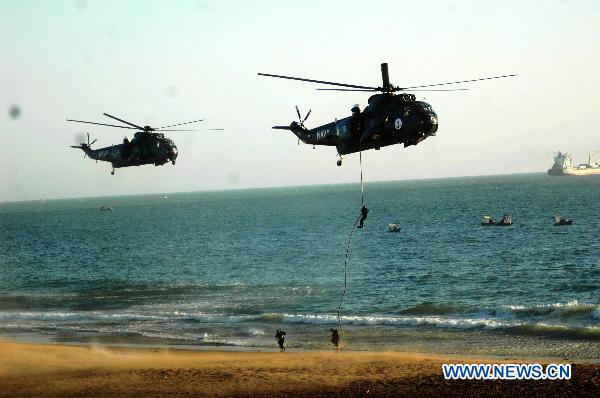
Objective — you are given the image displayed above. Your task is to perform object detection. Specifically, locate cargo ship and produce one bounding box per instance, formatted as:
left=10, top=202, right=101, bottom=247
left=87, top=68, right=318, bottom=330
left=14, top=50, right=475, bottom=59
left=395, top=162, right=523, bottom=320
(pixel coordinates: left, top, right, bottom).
left=547, top=151, right=600, bottom=176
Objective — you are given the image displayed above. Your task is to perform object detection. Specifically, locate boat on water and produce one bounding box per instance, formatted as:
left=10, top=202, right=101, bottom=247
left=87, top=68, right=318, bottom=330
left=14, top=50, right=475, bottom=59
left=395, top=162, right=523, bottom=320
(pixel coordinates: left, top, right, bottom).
left=554, top=215, right=573, bottom=225
left=388, top=223, right=401, bottom=232
left=547, top=151, right=600, bottom=176
left=481, top=214, right=512, bottom=226
left=497, top=214, right=512, bottom=226
left=481, top=215, right=496, bottom=226
left=99, top=206, right=113, bottom=211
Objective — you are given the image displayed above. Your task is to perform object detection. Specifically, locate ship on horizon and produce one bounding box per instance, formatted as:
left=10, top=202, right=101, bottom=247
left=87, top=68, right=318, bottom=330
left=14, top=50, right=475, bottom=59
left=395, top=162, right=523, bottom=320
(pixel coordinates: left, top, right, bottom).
left=547, top=150, right=600, bottom=176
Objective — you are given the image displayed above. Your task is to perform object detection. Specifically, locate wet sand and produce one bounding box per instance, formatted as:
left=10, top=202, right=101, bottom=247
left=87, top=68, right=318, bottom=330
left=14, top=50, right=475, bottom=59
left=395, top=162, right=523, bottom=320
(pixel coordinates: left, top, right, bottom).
left=0, top=341, right=598, bottom=397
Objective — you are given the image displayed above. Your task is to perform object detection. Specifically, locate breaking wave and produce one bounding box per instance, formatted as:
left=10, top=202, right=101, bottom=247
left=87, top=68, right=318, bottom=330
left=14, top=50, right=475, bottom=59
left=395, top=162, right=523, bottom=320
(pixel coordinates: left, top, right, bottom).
left=499, top=300, right=599, bottom=320
left=1, top=301, right=598, bottom=341
left=395, top=300, right=599, bottom=320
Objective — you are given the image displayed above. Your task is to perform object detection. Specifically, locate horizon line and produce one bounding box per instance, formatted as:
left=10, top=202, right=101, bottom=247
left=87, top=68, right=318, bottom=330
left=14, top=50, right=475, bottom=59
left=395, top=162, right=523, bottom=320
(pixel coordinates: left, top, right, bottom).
left=0, top=171, right=545, bottom=205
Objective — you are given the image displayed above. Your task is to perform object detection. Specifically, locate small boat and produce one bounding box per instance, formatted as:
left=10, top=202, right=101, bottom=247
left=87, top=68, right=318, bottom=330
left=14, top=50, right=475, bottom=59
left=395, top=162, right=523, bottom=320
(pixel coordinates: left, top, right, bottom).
left=554, top=216, right=573, bottom=225
left=388, top=223, right=401, bottom=232
left=481, top=214, right=512, bottom=226
left=99, top=206, right=113, bottom=211
left=481, top=215, right=496, bottom=226
left=497, top=214, right=512, bottom=226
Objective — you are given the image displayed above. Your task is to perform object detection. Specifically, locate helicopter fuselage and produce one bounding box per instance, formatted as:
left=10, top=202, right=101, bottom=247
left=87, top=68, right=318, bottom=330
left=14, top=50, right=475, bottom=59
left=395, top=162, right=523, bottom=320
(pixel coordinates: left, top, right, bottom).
left=77, top=131, right=178, bottom=169
left=68, top=112, right=221, bottom=174
left=261, top=62, right=513, bottom=165
left=286, top=94, right=438, bottom=155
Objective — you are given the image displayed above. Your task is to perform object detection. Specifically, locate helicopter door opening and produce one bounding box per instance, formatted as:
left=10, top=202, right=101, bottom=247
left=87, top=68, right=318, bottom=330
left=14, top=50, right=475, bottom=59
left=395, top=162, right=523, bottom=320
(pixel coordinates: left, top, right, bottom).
left=122, top=137, right=131, bottom=160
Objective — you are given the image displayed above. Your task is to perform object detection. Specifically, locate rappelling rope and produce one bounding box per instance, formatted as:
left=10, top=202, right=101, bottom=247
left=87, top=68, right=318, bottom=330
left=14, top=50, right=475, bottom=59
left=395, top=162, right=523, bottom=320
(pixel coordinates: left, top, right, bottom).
left=336, top=214, right=360, bottom=332
left=337, top=151, right=365, bottom=335
left=359, top=151, right=364, bottom=206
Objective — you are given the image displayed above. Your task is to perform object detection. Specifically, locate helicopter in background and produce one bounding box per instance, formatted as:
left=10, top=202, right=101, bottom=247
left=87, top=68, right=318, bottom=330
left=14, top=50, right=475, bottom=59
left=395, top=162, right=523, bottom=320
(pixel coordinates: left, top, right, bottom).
left=68, top=113, right=222, bottom=175
left=259, top=63, right=515, bottom=166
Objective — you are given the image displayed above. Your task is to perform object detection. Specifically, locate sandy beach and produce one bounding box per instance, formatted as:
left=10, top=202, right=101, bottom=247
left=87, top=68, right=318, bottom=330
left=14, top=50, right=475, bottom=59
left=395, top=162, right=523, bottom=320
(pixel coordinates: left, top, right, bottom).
left=0, top=340, right=597, bottom=397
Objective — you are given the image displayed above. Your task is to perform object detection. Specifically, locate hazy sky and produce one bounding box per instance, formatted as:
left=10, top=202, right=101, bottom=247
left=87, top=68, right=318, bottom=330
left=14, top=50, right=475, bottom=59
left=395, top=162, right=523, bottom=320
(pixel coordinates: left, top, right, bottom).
left=1, top=0, right=599, bottom=201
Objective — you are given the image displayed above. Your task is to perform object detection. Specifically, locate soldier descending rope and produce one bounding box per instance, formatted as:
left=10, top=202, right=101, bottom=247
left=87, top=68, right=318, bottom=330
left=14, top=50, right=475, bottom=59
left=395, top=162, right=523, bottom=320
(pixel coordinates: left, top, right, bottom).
left=357, top=205, right=369, bottom=229
left=336, top=151, right=368, bottom=348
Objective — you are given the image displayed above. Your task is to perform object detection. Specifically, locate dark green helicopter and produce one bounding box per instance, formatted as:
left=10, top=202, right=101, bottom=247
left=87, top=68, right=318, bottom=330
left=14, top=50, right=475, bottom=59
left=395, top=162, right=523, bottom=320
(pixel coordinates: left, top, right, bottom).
left=68, top=113, right=222, bottom=174
left=259, top=63, right=515, bottom=166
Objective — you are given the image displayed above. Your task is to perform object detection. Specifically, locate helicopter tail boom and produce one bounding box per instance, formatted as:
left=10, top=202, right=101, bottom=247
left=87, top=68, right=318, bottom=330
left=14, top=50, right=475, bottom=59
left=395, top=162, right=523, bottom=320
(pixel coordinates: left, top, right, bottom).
left=69, top=132, right=98, bottom=158
left=70, top=144, right=96, bottom=159
left=272, top=121, right=309, bottom=142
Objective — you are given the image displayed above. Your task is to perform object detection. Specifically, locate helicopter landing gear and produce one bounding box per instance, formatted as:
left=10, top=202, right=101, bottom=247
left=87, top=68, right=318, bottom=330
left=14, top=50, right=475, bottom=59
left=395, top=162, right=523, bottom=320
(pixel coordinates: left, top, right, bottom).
left=336, top=154, right=343, bottom=167
left=172, top=159, right=176, bottom=165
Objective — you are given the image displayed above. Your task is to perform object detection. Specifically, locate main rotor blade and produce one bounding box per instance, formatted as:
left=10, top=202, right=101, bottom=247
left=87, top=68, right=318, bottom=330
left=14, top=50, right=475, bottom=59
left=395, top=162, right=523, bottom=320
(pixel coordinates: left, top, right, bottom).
left=295, top=105, right=302, bottom=121
left=258, top=72, right=377, bottom=90
left=66, top=119, right=138, bottom=129
left=316, top=88, right=378, bottom=92
left=155, top=128, right=224, bottom=132
left=400, top=74, right=517, bottom=90
left=406, top=88, right=469, bottom=91
left=157, top=119, right=205, bottom=129
left=103, top=113, right=144, bottom=129
left=317, top=88, right=468, bottom=92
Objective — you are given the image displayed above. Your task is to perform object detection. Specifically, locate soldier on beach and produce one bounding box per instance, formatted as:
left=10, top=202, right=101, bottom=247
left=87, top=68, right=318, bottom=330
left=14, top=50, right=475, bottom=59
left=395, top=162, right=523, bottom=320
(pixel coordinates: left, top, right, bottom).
left=275, top=329, right=286, bottom=352
left=330, top=328, right=340, bottom=348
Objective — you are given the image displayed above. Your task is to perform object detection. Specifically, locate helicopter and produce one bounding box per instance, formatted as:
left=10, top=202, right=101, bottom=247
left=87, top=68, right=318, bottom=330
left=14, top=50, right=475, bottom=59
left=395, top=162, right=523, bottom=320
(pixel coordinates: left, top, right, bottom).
left=67, top=113, right=222, bottom=175
left=259, top=63, right=516, bottom=166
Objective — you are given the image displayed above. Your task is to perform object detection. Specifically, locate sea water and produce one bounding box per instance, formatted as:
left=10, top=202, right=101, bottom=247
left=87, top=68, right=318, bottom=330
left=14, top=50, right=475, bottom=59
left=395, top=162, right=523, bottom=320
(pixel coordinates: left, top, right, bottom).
left=1, top=173, right=598, bottom=359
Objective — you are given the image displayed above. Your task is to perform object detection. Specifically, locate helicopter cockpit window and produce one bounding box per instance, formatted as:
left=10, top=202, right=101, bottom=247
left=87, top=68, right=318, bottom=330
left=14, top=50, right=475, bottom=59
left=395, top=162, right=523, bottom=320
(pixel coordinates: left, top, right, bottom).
left=419, top=103, right=432, bottom=113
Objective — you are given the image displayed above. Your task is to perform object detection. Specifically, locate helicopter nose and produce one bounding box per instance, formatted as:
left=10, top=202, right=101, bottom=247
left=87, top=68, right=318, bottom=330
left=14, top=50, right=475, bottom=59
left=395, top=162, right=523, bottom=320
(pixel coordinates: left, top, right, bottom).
left=425, top=114, right=438, bottom=135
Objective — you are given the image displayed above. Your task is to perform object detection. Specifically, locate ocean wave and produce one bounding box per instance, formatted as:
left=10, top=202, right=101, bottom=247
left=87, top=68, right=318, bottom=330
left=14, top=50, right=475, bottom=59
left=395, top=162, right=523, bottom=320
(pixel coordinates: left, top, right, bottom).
left=394, top=301, right=599, bottom=322
left=2, top=302, right=598, bottom=327
left=500, top=300, right=599, bottom=319
left=256, top=313, right=600, bottom=340
left=2, top=304, right=598, bottom=341
left=0, top=311, right=166, bottom=322
left=270, top=313, right=512, bottom=329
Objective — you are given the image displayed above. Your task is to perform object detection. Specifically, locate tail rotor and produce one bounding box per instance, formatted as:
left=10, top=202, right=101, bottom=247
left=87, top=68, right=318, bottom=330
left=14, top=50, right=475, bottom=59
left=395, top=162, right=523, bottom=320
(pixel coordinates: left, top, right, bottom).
left=271, top=106, right=312, bottom=145
left=88, top=133, right=97, bottom=146
left=295, top=105, right=311, bottom=128
left=295, top=106, right=311, bottom=145
left=70, top=132, right=96, bottom=157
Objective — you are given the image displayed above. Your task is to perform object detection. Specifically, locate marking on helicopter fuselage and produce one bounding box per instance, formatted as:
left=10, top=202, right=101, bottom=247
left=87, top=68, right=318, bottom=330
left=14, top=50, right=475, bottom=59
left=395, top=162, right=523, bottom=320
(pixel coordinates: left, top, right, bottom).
left=316, top=129, right=331, bottom=140
left=395, top=118, right=403, bottom=130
